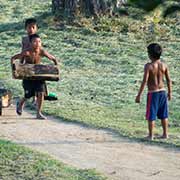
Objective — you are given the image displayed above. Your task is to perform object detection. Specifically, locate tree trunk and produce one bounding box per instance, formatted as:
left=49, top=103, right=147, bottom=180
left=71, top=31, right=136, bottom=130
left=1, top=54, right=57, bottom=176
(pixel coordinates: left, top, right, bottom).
left=52, top=0, right=118, bottom=18
left=52, top=0, right=64, bottom=15
left=64, top=0, right=78, bottom=18
left=52, top=0, right=78, bottom=19
left=52, top=0, right=180, bottom=19
left=80, top=0, right=109, bottom=16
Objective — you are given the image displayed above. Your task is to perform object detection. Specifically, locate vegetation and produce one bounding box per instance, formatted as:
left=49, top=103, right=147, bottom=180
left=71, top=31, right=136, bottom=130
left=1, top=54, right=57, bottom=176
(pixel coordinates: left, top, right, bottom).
left=0, top=0, right=180, bottom=150
left=0, top=140, right=106, bottom=180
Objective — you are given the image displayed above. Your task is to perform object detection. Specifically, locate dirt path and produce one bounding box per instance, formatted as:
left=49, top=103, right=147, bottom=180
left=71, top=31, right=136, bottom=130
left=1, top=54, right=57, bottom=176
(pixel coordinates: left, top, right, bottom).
left=0, top=105, right=180, bottom=180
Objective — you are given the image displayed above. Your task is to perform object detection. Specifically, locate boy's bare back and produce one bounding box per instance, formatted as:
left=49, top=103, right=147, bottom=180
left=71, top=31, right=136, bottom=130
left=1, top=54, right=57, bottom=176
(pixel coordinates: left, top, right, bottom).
left=145, top=60, right=169, bottom=91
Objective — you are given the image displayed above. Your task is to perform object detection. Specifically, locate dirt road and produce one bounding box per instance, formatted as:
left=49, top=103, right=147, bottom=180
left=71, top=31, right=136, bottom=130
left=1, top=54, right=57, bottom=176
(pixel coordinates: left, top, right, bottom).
left=0, top=105, right=180, bottom=180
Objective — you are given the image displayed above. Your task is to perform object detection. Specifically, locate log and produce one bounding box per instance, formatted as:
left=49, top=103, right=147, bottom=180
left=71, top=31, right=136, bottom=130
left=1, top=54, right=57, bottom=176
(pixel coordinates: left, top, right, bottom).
left=12, top=62, right=60, bottom=81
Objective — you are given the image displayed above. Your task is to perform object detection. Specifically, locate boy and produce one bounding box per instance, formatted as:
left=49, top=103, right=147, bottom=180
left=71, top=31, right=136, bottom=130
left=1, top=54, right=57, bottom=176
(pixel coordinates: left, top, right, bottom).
left=11, top=34, right=58, bottom=119
left=22, top=18, right=38, bottom=54
left=22, top=18, right=48, bottom=105
left=22, top=18, right=39, bottom=104
left=135, top=43, right=172, bottom=140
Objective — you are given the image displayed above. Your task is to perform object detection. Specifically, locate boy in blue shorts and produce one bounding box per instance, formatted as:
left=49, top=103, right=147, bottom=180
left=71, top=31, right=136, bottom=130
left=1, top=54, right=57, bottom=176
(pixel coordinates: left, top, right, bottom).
left=135, top=43, right=172, bottom=140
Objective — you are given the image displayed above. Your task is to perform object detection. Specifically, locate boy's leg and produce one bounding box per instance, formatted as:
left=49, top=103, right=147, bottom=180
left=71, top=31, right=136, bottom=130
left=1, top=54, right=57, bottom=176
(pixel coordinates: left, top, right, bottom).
left=19, top=97, right=26, bottom=109
left=161, top=118, right=168, bottom=139
left=16, top=97, right=26, bottom=115
left=44, top=82, right=48, bottom=97
left=18, top=79, right=34, bottom=114
left=36, top=92, right=46, bottom=119
left=32, top=94, right=37, bottom=107
left=148, top=120, right=155, bottom=140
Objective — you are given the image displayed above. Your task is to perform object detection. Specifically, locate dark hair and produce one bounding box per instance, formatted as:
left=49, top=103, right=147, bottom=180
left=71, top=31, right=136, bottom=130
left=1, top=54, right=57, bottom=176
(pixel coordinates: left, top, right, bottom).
left=29, top=34, right=40, bottom=42
left=25, top=18, right=37, bottom=28
left=147, top=43, right=162, bottom=59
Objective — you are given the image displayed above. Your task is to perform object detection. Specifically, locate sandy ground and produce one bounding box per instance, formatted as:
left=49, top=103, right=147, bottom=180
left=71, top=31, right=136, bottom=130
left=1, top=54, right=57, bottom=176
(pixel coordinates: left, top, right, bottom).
left=0, top=104, right=180, bottom=180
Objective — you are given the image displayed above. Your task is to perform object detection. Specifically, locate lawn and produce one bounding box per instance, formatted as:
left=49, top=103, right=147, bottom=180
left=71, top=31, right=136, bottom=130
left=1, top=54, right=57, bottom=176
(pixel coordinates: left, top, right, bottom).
left=0, top=140, right=106, bottom=180
left=0, top=0, right=180, bottom=149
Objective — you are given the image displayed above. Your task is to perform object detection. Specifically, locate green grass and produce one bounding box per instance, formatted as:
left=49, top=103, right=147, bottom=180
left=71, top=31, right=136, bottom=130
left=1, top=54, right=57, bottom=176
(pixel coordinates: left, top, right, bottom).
left=0, top=0, right=180, bottom=149
left=0, top=140, right=106, bottom=180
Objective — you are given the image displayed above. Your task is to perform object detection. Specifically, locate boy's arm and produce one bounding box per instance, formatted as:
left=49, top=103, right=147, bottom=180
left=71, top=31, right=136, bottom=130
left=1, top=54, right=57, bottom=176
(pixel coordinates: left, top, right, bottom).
left=21, top=37, right=25, bottom=51
left=135, top=64, right=149, bottom=103
left=11, top=53, right=24, bottom=65
left=165, top=66, right=172, bottom=100
left=11, top=51, right=28, bottom=66
left=11, top=53, right=24, bottom=77
left=42, top=50, right=58, bottom=65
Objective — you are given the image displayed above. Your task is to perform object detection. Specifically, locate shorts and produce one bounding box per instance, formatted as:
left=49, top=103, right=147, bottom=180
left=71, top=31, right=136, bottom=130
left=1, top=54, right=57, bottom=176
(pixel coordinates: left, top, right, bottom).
left=146, top=91, right=168, bottom=121
left=23, top=80, right=46, bottom=99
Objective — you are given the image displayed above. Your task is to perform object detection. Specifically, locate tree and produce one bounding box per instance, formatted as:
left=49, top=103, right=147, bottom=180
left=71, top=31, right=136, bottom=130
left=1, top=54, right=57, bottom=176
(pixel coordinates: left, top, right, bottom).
left=52, top=0, right=78, bottom=19
left=52, top=0, right=119, bottom=18
left=52, top=0, right=180, bottom=19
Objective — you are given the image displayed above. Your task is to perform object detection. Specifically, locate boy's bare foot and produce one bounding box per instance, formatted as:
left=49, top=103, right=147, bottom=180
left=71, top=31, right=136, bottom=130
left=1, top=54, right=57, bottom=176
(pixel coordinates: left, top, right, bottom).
left=36, top=113, right=47, bottom=120
left=161, top=135, right=169, bottom=139
left=145, top=135, right=154, bottom=141
left=16, top=101, right=22, bottom=115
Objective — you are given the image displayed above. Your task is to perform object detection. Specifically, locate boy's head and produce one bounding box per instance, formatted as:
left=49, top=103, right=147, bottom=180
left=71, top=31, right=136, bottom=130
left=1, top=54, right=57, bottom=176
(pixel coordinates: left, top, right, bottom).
left=29, top=34, right=41, bottom=49
left=147, top=43, right=162, bottom=60
left=25, top=18, right=38, bottom=35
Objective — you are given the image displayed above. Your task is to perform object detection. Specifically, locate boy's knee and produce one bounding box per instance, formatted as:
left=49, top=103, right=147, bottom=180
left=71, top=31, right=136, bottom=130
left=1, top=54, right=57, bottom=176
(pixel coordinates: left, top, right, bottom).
left=37, top=92, right=44, bottom=97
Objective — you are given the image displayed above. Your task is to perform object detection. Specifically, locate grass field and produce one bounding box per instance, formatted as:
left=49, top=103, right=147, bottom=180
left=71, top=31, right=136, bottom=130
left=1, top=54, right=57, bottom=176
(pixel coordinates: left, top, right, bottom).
left=0, top=140, right=106, bottom=180
left=0, top=0, right=180, bottom=150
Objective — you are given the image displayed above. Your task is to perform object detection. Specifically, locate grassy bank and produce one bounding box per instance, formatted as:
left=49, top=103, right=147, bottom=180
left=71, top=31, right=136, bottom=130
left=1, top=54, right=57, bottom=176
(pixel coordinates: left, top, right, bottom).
left=0, top=0, right=180, bottom=148
left=0, top=140, right=106, bottom=180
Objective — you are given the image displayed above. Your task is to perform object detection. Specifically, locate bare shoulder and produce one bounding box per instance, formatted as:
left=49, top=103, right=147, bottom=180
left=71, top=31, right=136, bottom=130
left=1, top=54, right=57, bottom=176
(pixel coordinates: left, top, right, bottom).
left=22, top=49, right=30, bottom=56
left=40, top=48, right=46, bottom=55
left=160, top=60, right=168, bottom=69
left=144, top=62, right=151, bottom=70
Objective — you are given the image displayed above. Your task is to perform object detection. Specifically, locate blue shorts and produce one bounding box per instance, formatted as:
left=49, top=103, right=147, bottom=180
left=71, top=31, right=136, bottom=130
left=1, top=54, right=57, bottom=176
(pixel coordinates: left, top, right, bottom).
left=146, top=91, right=168, bottom=121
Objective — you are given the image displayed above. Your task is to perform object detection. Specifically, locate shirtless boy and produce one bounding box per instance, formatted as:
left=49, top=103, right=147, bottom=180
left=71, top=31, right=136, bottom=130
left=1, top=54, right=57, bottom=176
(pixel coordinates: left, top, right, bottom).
left=22, top=18, right=38, bottom=53
left=11, top=34, right=58, bottom=119
left=135, top=43, right=172, bottom=140
left=22, top=18, right=48, bottom=104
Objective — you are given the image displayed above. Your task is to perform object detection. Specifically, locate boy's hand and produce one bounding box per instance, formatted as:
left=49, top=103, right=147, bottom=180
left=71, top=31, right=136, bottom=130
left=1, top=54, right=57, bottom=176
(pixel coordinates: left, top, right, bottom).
left=135, top=95, right=141, bottom=103
left=53, top=59, right=58, bottom=65
left=168, top=93, right=172, bottom=101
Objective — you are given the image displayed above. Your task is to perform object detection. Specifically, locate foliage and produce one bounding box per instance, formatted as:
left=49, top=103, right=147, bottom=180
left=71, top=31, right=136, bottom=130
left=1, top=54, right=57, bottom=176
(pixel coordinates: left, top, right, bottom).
left=128, top=0, right=180, bottom=17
